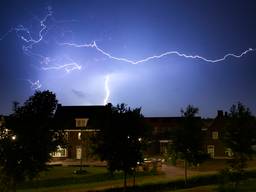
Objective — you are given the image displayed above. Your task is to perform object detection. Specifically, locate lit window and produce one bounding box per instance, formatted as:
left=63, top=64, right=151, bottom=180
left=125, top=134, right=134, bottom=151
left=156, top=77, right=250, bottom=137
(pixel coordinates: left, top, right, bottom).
left=212, top=131, right=219, bottom=140
left=78, top=132, right=81, bottom=140
left=12, top=135, right=16, bottom=140
left=207, top=145, right=215, bottom=158
left=51, top=146, right=67, bottom=157
left=225, top=148, right=233, bottom=157
left=65, top=132, right=69, bottom=140
left=75, top=118, right=89, bottom=127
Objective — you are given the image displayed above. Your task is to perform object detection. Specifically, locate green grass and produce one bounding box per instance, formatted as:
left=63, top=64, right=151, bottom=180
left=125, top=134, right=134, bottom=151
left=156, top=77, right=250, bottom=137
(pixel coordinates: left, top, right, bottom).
left=16, top=160, right=256, bottom=192
left=170, top=178, right=256, bottom=192
left=17, top=166, right=164, bottom=192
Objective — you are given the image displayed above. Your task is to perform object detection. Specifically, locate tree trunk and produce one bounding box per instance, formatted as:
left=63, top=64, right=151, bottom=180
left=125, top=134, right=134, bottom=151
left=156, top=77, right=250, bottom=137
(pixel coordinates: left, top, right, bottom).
left=11, top=178, right=17, bottom=192
left=133, top=170, right=136, bottom=187
left=124, top=171, right=127, bottom=190
left=184, top=159, right=188, bottom=185
left=80, top=156, right=83, bottom=171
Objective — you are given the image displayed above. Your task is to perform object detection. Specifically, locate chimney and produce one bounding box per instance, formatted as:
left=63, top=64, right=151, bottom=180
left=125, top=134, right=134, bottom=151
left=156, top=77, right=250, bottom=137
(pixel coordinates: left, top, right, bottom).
left=217, top=110, right=223, bottom=118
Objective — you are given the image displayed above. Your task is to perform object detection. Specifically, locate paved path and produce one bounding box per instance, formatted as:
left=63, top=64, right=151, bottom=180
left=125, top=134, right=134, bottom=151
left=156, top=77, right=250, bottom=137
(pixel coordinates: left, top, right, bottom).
left=161, top=164, right=205, bottom=178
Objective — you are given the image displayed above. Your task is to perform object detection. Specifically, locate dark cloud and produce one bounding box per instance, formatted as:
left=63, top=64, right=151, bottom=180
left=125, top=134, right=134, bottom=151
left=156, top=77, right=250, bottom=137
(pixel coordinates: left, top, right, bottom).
left=72, top=89, right=86, bottom=99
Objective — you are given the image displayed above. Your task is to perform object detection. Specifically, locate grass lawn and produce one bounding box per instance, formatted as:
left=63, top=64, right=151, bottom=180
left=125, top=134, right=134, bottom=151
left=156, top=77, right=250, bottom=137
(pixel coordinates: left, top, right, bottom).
left=172, top=178, right=256, bottom=192
left=173, top=185, right=215, bottom=192
left=17, top=166, right=169, bottom=192
left=169, top=159, right=256, bottom=172
left=16, top=160, right=256, bottom=192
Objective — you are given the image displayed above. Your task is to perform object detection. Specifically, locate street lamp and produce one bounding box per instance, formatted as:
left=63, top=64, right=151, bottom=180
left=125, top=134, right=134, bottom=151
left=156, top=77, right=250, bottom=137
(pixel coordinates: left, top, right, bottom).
left=79, top=118, right=88, bottom=173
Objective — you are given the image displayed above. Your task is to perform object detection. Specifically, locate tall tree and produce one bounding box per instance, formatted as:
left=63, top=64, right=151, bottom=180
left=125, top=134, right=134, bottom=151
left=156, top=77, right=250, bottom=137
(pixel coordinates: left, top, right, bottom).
left=221, top=102, right=256, bottom=188
left=170, top=105, right=208, bottom=184
left=94, top=103, right=149, bottom=189
left=0, top=91, right=65, bottom=191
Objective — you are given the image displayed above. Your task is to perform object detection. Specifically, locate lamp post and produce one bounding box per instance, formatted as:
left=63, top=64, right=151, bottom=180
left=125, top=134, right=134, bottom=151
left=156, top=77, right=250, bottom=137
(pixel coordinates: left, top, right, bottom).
left=79, top=119, right=88, bottom=172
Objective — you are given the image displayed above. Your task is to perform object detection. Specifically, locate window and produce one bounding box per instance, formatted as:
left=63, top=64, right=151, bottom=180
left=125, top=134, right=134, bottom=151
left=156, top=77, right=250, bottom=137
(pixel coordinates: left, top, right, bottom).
left=75, top=118, right=89, bottom=127
left=51, top=146, right=67, bottom=157
left=78, top=132, right=81, bottom=140
left=225, top=148, right=233, bottom=157
left=207, top=145, right=215, bottom=158
left=76, top=146, right=82, bottom=159
left=212, top=131, right=219, bottom=140
left=65, top=132, right=69, bottom=140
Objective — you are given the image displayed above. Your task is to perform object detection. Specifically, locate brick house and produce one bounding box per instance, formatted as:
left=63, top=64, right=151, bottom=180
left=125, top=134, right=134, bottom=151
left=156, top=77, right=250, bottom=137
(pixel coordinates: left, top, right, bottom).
left=0, top=115, right=4, bottom=127
left=145, top=117, right=184, bottom=155
left=202, top=110, right=232, bottom=159
left=145, top=111, right=231, bottom=159
left=52, top=104, right=110, bottom=161
left=51, top=105, right=231, bottom=160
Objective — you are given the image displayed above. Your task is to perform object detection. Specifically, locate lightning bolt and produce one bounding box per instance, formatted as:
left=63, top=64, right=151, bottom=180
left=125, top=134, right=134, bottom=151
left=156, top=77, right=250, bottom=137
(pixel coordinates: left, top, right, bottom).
left=61, top=41, right=256, bottom=64
left=27, top=80, right=42, bottom=90
left=42, top=63, right=82, bottom=73
left=0, top=7, right=82, bottom=89
left=104, top=75, right=110, bottom=105
left=0, top=28, right=15, bottom=41
left=2, top=7, right=256, bottom=105
left=14, top=7, right=53, bottom=53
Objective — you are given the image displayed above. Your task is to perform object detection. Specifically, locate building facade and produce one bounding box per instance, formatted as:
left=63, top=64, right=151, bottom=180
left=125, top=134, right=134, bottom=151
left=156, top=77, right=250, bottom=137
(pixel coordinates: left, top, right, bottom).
left=202, top=110, right=232, bottom=158
left=52, top=105, right=231, bottom=160
left=52, top=104, right=110, bottom=161
left=145, top=110, right=231, bottom=159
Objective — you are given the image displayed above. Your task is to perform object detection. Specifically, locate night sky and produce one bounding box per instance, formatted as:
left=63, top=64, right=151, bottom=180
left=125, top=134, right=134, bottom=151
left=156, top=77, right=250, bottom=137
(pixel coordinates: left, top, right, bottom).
left=1, top=0, right=256, bottom=117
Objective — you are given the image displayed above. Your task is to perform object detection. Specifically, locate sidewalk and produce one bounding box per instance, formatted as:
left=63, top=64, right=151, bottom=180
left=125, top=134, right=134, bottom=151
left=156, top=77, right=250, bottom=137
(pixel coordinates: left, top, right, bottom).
left=48, top=159, right=107, bottom=167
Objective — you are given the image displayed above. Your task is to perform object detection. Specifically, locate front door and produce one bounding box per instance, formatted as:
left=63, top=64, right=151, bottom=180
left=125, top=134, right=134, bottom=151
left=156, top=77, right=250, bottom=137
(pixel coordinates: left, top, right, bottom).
left=207, top=145, right=215, bottom=158
left=76, top=146, right=82, bottom=159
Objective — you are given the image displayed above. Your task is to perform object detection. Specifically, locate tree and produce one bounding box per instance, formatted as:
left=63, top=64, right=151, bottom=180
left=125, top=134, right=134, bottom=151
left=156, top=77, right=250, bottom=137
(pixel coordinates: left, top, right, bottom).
left=170, top=105, right=208, bottom=184
left=0, top=91, right=65, bottom=191
left=94, top=103, right=149, bottom=189
left=221, top=102, right=256, bottom=189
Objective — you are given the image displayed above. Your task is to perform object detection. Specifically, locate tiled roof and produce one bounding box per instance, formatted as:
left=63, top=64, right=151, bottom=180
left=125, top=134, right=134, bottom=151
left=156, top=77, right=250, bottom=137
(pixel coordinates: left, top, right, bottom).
left=54, top=104, right=111, bottom=129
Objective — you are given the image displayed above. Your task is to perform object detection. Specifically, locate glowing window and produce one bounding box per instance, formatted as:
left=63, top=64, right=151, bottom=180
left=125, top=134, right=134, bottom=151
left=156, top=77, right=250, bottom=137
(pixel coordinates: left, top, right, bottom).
left=78, top=132, right=81, bottom=140
left=212, top=131, right=219, bottom=140
left=207, top=145, right=215, bottom=158
left=75, top=118, right=88, bottom=127
left=225, top=148, right=233, bottom=157
left=51, top=146, right=67, bottom=157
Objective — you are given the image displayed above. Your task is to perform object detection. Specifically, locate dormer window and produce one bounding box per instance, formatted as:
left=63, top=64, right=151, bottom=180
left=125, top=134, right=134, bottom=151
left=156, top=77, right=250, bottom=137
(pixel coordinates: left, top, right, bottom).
left=75, top=118, right=89, bottom=128
left=212, top=131, right=219, bottom=140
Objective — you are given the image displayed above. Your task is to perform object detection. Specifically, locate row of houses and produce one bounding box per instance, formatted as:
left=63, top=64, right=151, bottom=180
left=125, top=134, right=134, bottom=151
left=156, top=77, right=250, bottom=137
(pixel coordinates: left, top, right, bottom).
left=145, top=110, right=231, bottom=159
left=0, top=104, right=232, bottom=162
left=52, top=104, right=231, bottom=161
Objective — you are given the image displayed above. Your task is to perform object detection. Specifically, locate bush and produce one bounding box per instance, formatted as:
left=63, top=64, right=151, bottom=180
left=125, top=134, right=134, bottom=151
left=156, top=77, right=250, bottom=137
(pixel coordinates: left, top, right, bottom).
left=217, top=168, right=246, bottom=192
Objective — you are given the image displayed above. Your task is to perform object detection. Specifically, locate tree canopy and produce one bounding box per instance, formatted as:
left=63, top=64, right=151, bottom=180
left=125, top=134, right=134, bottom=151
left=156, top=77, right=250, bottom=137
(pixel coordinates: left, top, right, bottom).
left=94, top=103, right=150, bottom=188
left=0, top=91, right=65, bottom=191
left=221, top=102, right=256, bottom=171
left=170, top=105, right=208, bottom=184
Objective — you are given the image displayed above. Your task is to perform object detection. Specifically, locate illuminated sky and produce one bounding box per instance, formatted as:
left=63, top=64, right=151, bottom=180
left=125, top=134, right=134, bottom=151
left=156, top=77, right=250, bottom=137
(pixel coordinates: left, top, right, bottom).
left=1, top=0, right=256, bottom=117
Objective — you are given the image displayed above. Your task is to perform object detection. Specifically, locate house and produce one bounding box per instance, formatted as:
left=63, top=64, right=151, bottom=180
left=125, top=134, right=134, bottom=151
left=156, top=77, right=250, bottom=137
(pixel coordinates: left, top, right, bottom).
left=144, top=117, right=184, bottom=155
left=145, top=111, right=231, bottom=159
left=52, top=104, right=111, bottom=161
left=52, top=105, right=231, bottom=160
left=202, top=110, right=233, bottom=159
left=0, top=115, right=4, bottom=127
left=0, top=115, right=11, bottom=139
